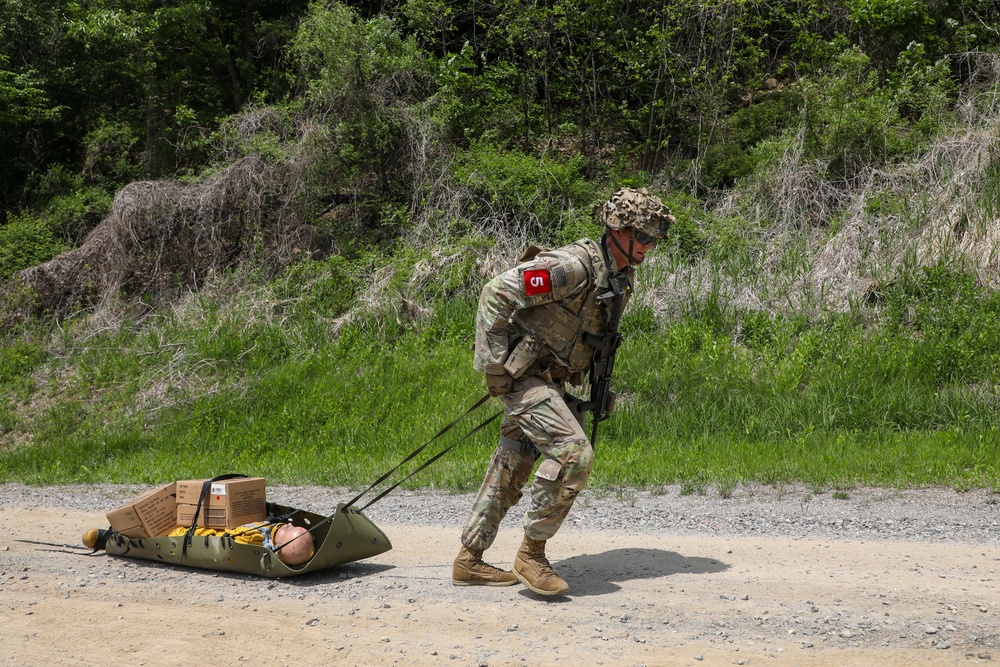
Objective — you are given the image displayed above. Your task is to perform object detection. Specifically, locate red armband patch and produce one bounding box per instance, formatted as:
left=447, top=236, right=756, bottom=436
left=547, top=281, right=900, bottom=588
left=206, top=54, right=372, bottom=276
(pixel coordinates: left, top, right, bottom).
left=523, top=268, right=552, bottom=296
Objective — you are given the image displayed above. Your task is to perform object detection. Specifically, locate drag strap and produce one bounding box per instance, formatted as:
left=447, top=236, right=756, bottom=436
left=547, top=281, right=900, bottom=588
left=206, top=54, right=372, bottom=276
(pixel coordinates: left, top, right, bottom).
left=285, top=407, right=502, bottom=551
left=360, top=410, right=501, bottom=510
left=343, top=393, right=490, bottom=509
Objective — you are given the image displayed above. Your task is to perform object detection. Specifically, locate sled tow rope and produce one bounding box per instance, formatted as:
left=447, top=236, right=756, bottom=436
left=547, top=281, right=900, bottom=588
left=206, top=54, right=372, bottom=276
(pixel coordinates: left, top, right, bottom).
left=343, top=392, right=493, bottom=510
left=276, top=393, right=499, bottom=551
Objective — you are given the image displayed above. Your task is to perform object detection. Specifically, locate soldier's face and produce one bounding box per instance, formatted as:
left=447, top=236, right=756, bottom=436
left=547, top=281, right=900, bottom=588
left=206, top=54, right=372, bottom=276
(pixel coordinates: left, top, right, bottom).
left=609, top=228, right=656, bottom=269
left=628, top=229, right=657, bottom=263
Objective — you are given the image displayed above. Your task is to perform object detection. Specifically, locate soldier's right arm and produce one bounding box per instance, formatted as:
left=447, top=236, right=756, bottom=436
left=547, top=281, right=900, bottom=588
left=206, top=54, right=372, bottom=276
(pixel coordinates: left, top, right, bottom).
left=472, top=252, right=589, bottom=373
left=473, top=271, right=520, bottom=375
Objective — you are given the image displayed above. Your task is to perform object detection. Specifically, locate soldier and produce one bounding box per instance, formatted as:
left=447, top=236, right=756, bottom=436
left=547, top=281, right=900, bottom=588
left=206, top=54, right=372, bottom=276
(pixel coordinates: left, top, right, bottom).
left=453, top=187, right=675, bottom=596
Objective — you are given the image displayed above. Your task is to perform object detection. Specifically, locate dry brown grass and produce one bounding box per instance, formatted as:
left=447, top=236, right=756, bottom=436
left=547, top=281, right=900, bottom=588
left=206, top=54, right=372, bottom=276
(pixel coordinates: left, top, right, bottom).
left=9, top=155, right=273, bottom=321
left=643, top=53, right=1000, bottom=322
left=3, top=108, right=340, bottom=328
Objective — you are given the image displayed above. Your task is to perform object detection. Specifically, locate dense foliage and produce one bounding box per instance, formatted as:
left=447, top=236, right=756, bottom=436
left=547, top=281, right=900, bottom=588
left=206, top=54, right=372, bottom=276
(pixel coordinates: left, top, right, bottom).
left=3, top=1, right=998, bottom=234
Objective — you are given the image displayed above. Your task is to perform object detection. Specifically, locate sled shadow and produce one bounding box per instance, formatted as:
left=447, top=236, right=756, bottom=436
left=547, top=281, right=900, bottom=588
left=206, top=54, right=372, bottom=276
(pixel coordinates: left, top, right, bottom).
left=283, top=560, right=394, bottom=586
left=95, top=549, right=393, bottom=584
left=526, top=547, right=728, bottom=599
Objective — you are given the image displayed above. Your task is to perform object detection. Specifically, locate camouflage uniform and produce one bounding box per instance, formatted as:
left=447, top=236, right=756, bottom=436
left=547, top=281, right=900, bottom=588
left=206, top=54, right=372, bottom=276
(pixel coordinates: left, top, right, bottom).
left=461, top=238, right=633, bottom=550
left=455, top=188, right=675, bottom=593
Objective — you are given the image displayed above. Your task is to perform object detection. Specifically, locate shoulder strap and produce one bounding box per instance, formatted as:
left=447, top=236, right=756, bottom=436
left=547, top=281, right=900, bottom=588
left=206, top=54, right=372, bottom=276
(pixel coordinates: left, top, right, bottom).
left=518, top=243, right=551, bottom=263
left=569, top=238, right=608, bottom=291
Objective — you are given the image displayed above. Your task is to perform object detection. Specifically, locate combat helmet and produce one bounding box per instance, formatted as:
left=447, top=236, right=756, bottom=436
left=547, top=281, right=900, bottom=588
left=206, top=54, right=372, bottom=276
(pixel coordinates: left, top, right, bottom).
left=598, top=187, right=675, bottom=239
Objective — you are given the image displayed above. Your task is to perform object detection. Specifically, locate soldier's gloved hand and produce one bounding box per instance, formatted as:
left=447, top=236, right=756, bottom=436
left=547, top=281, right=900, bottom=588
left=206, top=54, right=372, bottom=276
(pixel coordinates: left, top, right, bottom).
left=485, top=371, right=514, bottom=397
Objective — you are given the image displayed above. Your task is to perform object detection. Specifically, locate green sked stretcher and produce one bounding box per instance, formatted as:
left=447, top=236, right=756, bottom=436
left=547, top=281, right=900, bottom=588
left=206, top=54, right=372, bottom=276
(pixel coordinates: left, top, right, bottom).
left=103, top=503, right=391, bottom=578
left=94, top=399, right=498, bottom=578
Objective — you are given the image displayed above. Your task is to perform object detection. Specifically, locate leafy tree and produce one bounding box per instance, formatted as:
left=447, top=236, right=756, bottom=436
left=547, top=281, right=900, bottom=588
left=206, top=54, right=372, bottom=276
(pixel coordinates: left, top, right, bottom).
left=0, top=0, right=308, bottom=215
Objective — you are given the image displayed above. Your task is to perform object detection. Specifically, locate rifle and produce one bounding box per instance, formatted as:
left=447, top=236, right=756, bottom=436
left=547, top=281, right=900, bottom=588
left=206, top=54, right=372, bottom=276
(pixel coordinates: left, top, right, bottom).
left=573, top=273, right=626, bottom=448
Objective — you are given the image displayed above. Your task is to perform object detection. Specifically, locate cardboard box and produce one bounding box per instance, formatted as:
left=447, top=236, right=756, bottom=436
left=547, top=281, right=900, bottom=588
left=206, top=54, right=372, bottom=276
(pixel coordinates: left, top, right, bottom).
left=175, top=477, right=266, bottom=529
left=106, top=483, right=178, bottom=538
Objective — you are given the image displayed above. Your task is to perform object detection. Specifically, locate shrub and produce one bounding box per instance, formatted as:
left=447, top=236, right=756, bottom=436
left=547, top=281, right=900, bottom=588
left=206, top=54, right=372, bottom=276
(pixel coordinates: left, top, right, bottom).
left=799, top=49, right=905, bottom=181
left=83, top=120, right=142, bottom=186
left=0, top=215, right=67, bottom=280
left=452, top=144, right=595, bottom=242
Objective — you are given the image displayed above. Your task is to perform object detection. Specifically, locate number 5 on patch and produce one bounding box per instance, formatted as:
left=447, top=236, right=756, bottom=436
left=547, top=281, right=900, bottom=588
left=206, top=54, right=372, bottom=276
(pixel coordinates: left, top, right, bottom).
left=523, top=268, right=552, bottom=296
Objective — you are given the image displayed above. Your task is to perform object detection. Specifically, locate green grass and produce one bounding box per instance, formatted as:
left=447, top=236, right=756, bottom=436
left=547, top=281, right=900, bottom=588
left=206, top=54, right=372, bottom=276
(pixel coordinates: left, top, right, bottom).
left=2, top=259, right=999, bottom=492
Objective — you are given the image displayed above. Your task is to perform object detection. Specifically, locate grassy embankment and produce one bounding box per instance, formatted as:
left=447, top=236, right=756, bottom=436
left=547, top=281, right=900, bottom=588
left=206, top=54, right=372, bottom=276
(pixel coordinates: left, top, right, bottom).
left=2, top=247, right=998, bottom=494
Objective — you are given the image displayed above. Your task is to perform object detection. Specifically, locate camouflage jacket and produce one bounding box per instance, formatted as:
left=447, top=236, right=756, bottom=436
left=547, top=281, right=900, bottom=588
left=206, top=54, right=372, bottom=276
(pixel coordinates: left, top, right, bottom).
left=473, top=238, right=632, bottom=386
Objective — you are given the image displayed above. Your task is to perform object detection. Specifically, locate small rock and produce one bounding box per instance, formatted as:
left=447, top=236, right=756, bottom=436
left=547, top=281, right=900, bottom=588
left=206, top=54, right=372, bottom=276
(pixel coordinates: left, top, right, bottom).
left=839, top=630, right=853, bottom=638
left=694, top=654, right=703, bottom=661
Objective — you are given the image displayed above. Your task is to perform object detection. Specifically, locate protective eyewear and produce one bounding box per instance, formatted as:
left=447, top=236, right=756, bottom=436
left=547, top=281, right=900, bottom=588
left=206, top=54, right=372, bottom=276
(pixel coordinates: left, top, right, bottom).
left=632, top=229, right=658, bottom=245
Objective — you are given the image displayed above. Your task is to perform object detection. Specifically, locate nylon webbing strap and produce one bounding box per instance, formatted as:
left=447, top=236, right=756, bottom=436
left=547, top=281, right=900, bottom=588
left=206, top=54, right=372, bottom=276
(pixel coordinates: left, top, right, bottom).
left=498, top=434, right=538, bottom=456
left=277, top=395, right=496, bottom=550
left=181, top=473, right=248, bottom=557
left=342, top=393, right=490, bottom=509
left=279, top=409, right=502, bottom=552
left=360, top=410, right=501, bottom=510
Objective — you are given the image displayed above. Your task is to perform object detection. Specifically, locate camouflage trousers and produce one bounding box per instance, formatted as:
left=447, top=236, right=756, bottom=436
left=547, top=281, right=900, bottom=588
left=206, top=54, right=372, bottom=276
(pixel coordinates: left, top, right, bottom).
left=461, top=373, right=594, bottom=551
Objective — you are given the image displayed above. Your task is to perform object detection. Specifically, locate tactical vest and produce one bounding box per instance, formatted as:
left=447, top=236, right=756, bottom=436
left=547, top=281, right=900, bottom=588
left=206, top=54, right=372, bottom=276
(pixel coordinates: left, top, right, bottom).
left=511, top=239, right=628, bottom=383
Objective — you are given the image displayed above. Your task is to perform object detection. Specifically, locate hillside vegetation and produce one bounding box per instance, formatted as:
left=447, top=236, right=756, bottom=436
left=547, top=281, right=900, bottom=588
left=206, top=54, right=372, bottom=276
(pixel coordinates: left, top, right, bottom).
left=2, top=1, right=999, bottom=493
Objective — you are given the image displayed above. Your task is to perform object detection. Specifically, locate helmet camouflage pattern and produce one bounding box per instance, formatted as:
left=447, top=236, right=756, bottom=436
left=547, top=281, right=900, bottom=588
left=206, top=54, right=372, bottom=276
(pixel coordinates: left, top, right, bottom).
left=598, top=187, right=675, bottom=239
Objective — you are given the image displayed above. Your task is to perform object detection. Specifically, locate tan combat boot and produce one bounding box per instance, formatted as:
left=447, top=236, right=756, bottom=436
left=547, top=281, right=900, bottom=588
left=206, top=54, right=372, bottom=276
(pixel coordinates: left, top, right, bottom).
left=513, top=536, right=569, bottom=596
left=452, top=545, right=519, bottom=586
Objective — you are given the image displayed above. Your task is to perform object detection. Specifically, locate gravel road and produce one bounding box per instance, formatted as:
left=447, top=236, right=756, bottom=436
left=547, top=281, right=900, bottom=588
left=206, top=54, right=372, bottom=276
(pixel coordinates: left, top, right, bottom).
left=1, top=482, right=998, bottom=666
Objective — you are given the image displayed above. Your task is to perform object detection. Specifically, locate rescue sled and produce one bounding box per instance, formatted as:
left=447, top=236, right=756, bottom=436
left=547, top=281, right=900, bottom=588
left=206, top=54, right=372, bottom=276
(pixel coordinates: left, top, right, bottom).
left=94, top=397, right=498, bottom=578
left=102, top=502, right=391, bottom=578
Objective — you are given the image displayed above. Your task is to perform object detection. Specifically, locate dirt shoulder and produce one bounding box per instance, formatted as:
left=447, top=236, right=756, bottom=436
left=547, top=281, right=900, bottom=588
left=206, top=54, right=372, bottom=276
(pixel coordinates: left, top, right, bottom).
left=1, top=484, right=998, bottom=666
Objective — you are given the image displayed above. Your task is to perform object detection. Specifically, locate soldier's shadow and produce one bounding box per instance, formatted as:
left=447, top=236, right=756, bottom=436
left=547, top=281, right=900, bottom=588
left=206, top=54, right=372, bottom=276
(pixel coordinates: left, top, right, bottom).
left=538, top=547, right=728, bottom=598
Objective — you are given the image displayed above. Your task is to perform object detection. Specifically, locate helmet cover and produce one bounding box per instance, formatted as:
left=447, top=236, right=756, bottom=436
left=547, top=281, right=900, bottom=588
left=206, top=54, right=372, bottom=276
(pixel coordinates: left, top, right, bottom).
left=598, top=187, right=675, bottom=239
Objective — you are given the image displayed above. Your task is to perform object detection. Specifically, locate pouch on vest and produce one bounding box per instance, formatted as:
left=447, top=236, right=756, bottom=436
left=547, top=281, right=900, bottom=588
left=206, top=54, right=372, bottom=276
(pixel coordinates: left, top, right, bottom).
left=503, top=334, right=543, bottom=378
left=513, top=303, right=582, bottom=354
